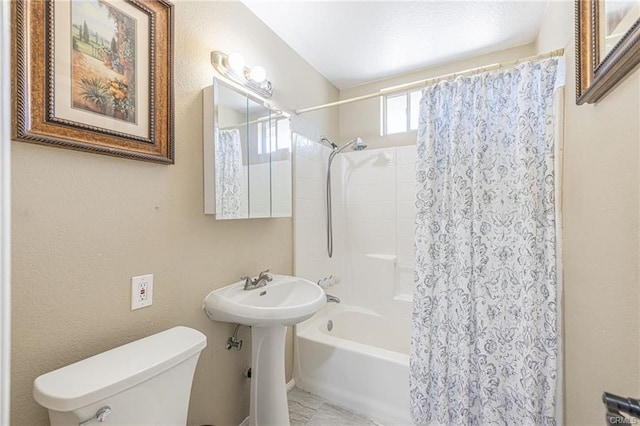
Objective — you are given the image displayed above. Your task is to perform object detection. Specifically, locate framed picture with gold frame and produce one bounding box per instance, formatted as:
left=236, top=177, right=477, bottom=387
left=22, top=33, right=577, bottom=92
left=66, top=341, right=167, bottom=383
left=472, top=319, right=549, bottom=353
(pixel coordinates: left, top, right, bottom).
left=12, top=0, right=175, bottom=164
left=576, top=0, right=640, bottom=104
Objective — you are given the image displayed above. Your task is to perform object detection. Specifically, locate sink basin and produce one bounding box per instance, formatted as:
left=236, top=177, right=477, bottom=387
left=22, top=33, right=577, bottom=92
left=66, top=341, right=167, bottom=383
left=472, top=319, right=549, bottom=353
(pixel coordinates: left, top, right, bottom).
left=202, top=275, right=326, bottom=327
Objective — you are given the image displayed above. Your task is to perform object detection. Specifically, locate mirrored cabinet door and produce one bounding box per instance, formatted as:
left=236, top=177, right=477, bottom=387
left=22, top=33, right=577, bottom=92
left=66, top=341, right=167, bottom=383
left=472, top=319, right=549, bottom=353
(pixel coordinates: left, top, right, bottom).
left=212, top=79, right=250, bottom=219
left=203, top=78, right=292, bottom=219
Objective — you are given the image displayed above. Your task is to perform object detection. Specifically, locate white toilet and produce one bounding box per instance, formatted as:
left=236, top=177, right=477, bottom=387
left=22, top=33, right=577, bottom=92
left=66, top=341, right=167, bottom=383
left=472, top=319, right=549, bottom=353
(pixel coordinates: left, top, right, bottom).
left=33, top=326, right=207, bottom=426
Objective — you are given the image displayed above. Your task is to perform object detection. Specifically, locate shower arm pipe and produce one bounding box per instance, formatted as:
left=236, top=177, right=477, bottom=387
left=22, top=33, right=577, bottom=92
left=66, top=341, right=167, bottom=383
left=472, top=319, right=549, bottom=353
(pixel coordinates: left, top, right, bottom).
left=295, top=48, right=564, bottom=115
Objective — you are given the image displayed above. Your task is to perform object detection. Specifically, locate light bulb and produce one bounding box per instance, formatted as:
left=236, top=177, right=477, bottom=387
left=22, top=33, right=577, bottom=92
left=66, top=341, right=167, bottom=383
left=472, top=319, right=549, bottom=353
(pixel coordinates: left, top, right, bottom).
left=248, top=65, right=266, bottom=83
left=227, top=52, right=245, bottom=72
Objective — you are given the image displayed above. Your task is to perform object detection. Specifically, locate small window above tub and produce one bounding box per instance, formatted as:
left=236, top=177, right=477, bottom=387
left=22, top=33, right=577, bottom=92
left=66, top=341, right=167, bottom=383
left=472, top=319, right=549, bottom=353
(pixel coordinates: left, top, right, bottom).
left=382, top=89, right=422, bottom=135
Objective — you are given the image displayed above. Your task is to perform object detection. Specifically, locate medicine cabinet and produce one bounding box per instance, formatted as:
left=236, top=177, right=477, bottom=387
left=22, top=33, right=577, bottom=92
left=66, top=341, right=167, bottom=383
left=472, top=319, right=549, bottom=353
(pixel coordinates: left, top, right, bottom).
left=203, top=79, right=292, bottom=219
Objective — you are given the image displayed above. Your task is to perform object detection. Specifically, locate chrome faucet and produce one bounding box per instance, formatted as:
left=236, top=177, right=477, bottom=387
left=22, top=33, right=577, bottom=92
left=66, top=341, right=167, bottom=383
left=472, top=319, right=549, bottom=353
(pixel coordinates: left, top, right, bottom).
left=326, top=294, right=340, bottom=303
left=242, top=269, right=273, bottom=290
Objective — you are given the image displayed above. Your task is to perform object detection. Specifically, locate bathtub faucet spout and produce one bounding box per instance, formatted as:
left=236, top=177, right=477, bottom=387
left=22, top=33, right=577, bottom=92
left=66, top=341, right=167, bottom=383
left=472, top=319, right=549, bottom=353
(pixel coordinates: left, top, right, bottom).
left=326, top=294, right=340, bottom=303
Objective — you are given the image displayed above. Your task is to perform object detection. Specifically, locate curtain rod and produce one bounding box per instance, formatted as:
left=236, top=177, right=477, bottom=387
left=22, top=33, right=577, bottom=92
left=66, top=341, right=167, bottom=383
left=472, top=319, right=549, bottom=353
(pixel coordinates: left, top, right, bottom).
left=219, top=111, right=289, bottom=131
left=295, top=48, right=565, bottom=115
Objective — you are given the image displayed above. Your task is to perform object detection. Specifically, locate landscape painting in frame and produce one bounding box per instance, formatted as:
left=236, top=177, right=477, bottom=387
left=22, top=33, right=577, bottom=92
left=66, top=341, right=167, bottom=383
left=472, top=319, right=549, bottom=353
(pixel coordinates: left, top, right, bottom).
left=13, top=0, right=174, bottom=163
left=71, top=0, right=137, bottom=124
left=53, top=0, right=151, bottom=141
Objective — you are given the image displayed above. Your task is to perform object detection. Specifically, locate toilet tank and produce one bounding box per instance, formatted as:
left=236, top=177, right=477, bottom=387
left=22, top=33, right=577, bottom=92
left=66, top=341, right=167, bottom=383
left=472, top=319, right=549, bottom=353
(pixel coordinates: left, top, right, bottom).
left=33, top=326, right=207, bottom=426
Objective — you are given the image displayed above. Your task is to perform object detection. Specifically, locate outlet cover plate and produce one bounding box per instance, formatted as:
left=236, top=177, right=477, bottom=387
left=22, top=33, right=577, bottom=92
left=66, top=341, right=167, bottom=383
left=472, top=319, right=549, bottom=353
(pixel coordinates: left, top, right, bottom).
left=131, top=274, right=153, bottom=310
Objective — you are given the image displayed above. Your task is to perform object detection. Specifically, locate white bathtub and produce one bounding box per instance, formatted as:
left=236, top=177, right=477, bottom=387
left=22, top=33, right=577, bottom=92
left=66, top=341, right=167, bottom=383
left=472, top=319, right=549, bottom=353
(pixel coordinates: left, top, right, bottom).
left=294, top=304, right=412, bottom=424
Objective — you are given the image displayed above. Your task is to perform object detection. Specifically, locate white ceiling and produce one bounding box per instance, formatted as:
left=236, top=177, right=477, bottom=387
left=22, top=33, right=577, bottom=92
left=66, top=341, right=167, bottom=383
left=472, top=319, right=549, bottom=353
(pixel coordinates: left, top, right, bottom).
left=242, top=0, right=550, bottom=89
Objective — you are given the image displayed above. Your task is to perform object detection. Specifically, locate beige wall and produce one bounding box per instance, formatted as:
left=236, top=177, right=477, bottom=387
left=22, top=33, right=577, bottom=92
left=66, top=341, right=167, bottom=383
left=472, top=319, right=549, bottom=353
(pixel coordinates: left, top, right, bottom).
left=10, top=2, right=338, bottom=425
left=536, top=1, right=640, bottom=425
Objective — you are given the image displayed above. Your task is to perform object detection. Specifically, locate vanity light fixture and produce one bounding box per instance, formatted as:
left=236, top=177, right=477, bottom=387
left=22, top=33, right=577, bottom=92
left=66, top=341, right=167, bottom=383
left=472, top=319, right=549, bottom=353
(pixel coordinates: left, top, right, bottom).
left=211, top=51, right=273, bottom=98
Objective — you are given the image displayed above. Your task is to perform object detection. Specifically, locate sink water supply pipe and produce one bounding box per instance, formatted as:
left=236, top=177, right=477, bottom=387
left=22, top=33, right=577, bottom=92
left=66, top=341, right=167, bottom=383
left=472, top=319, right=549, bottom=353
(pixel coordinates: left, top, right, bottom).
left=226, top=324, right=243, bottom=351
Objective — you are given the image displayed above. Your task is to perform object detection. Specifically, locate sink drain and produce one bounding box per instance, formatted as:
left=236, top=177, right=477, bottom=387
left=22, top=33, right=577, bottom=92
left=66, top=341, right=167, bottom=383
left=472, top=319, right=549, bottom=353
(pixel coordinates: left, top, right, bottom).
left=327, top=320, right=333, bottom=331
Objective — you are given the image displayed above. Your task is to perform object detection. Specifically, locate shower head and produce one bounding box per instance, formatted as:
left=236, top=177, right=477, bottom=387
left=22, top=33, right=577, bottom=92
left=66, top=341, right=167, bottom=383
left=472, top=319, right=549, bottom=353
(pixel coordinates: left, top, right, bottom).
left=350, top=137, right=367, bottom=151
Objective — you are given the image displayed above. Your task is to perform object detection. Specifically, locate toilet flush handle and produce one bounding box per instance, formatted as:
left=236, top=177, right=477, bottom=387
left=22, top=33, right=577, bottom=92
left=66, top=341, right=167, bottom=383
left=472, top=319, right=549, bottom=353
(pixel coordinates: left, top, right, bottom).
left=78, top=406, right=112, bottom=425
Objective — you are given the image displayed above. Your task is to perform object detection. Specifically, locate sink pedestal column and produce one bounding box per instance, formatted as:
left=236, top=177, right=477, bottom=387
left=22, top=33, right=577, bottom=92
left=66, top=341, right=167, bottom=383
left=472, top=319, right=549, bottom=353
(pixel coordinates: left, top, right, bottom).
left=250, top=326, right=289, bottom=426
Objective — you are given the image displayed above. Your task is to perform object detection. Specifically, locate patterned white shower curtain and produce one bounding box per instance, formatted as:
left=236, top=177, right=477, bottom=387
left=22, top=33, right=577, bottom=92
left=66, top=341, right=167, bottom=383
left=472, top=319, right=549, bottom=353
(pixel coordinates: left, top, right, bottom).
left=215, top=128, right=244, bottom=218
left=410, top=58, right=561, bottom=426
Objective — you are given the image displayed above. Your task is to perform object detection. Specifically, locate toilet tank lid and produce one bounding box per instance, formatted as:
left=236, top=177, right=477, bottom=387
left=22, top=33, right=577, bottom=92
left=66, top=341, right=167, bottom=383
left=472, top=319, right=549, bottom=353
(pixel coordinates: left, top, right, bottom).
left=33, top=326, right=207, bottom=412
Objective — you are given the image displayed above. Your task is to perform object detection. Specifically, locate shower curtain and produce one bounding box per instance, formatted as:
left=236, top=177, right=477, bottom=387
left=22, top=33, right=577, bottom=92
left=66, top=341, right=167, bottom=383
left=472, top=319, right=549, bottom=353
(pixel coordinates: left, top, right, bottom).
left=215, top=128, right=244, bottom=218
left=410, top=57, right=561, bottom=426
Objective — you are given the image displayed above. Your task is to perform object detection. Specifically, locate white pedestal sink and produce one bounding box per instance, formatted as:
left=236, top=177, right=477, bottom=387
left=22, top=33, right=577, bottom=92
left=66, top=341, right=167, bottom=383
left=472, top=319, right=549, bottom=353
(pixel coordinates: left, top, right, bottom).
left=203, top=275, right=326, bottom=426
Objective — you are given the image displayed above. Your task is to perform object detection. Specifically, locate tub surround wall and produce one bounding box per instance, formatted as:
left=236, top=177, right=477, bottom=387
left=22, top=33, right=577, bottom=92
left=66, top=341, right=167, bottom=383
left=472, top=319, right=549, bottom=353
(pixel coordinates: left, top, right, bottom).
left=341, top=146, right=416, bottom=319
left=293, top=134, right=345, bottom=282
left=395, top=147, right=418, bottom=298
left=11, top=2, right=338, bottom=425
left=294, top=141, right=416, bottom=316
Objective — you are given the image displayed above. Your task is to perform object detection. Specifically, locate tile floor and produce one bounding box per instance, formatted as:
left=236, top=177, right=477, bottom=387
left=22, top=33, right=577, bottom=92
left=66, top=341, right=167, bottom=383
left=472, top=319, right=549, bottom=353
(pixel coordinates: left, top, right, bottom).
left=288, top=387, right=387, bottom=426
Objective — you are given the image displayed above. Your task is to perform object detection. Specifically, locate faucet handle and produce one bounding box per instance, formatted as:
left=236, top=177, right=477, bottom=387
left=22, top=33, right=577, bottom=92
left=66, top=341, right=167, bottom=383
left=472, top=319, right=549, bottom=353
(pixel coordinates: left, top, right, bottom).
left=258, top=269, right=272, bottom=281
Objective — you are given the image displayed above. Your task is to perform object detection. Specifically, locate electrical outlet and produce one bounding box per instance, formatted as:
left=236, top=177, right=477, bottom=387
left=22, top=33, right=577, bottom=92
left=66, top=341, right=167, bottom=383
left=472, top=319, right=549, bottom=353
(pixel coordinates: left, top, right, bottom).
left=131, top=274, right=153, bottom=310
